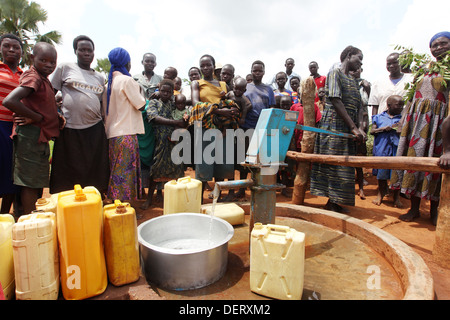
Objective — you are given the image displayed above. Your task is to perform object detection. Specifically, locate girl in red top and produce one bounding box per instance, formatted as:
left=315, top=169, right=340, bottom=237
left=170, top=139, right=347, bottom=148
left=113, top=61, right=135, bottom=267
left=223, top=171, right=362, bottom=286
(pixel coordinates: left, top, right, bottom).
left=0, top=34, right=23, bottom=214
left=3, top=42, right=62, bottom=215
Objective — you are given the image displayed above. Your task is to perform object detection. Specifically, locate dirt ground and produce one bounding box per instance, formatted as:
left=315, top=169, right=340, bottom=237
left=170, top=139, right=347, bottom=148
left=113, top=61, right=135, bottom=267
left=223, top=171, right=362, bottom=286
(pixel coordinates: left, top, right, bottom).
left=133, top=168, right=450, bottom=300
left=3, top=168, right=449, bottom=300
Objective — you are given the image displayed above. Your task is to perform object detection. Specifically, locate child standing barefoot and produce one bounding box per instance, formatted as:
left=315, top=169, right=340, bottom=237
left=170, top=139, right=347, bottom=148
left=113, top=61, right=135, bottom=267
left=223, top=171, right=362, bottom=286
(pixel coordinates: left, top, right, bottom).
left=3, top=42, right=62, bottom=215
left=141, top=79, right=186, bottom=209
left=371, top=95, right=404, bottom=207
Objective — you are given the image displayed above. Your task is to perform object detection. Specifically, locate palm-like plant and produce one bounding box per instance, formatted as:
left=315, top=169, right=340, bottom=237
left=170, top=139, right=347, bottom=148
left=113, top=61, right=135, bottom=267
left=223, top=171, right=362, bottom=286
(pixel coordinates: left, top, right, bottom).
left=94, top=57, right=111, bottom=83
left=0, top=0, right=62, bottom=67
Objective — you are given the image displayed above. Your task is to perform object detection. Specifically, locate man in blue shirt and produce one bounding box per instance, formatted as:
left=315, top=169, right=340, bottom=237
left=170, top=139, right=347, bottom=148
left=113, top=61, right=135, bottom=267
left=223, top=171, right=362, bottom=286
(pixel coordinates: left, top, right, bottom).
left=232, top=60, right=276, bottom=200
left=242, top=60, right=276, bottom=130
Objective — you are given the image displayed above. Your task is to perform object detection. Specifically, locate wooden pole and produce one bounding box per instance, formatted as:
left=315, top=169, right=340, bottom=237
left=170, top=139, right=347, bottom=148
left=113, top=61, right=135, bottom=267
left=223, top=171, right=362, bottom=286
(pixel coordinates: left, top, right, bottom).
left=292, top=77, right=316, bottom=205
left=432, top=92, right=450, bottom=268
left=433, top=173, right=450, bottom=268
left=286, top=151, right=450, bottom=174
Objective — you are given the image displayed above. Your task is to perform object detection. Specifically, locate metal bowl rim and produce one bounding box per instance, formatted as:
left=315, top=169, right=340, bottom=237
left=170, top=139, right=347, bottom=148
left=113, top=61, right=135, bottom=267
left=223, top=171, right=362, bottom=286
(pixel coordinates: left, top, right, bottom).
left=137, top=212, right=234, bottom=255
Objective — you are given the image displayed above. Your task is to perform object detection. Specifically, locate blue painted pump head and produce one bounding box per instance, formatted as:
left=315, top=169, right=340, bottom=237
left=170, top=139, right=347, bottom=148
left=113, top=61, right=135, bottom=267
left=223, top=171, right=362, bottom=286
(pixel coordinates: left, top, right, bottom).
left=245, top=108, right=298, bottom=167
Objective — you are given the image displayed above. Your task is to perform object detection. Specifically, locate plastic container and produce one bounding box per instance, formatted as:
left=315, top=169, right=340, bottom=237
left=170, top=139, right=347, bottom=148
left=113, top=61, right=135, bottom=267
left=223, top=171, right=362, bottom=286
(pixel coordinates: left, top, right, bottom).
left=103, top=200, right=140, bottom=286
left=12, top=212, right=59, bottom=300
left=250, top=223, right=305, bottom=300
left=163, top=177, right=202, bottom=215
left=35, top=194, right=58, bottom=214
left=36, top=187, right=100, bottom=215
left=0, top=214, right=15, bottom=300
left=202, top=203, right=245, bottom=226
left=57, top=185, right=107, bottom=300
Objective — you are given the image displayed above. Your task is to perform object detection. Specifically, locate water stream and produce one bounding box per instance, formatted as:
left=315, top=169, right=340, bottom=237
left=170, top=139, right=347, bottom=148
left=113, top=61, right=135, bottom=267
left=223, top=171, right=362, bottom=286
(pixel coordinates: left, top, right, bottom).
left=208, top=185, right=220, bottom=245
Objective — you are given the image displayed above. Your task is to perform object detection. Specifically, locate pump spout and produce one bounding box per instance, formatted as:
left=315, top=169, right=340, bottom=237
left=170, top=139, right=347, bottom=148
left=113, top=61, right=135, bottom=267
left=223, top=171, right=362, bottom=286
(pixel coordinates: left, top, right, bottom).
left=213, top=179, right=255, bottom=200
left=215, top=179, right=254, bottom=192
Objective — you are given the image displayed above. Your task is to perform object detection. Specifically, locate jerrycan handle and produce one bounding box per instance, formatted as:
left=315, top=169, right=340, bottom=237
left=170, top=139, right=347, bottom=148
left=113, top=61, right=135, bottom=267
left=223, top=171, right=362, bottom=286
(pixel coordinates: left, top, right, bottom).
left=177, top=176, right=191, bottom=184
left=267, top=224, right=291, bottom=235
left=74, top=184, right=87, bottom=201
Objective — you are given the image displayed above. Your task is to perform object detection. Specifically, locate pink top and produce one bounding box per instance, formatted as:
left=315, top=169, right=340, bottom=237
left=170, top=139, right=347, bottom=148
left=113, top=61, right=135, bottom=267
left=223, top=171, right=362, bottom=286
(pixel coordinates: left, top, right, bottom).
left=104, top=72, right=145, bottom=139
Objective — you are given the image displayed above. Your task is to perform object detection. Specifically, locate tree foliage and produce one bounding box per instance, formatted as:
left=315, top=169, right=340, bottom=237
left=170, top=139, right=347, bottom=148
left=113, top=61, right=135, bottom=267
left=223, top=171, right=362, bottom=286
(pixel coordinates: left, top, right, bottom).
left=94, top=58, right=111, bottom=83
left=395, top=45, right=450, bottom=102
left=0, top=0, right=62, bottom=67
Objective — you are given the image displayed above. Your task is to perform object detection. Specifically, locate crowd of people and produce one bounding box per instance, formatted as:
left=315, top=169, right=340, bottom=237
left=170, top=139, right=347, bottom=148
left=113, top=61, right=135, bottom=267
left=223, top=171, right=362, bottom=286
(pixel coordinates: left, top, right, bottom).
left=0, top=31, right=449, bottom=225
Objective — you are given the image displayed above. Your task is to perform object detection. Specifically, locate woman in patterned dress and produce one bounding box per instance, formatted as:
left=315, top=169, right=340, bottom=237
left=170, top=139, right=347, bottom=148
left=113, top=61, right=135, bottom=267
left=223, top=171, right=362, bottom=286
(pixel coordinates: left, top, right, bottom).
left=391, top=32, right=450, bottom=225
left=140, top=79, right=186, bottom=209
left=310, top=45, right=366, bottom=213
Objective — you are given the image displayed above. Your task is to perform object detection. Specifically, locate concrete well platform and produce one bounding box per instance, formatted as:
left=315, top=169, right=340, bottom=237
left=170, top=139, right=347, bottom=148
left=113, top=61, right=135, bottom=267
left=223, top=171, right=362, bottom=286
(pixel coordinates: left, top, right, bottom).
left=94, top=202, right=434, bottom=300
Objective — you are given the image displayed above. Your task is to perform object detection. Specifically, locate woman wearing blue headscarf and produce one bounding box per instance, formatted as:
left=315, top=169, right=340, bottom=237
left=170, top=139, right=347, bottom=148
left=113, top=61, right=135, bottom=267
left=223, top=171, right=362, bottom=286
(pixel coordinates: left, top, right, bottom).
left=391, top=32, right=450, bottom=225
left=104, top=47, right=146, bottom=202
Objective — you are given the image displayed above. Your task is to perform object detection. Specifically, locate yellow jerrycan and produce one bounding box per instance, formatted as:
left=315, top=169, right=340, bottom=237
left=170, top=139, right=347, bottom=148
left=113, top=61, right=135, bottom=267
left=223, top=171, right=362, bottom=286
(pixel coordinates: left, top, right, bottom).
left=202, top=203, right=245, bottom=226
left=163, top=176, right=202, bottom=215
left=250, top=223, right=305, bottom=300
left=12, top=212, right=59, bottom=300
left=0, top=214, right=15, bottom=300
left=57, top=185, right=107, bottom=300
left=103, top=200, right=140, bottom=286
left=35, top=187, right=99, bottom=214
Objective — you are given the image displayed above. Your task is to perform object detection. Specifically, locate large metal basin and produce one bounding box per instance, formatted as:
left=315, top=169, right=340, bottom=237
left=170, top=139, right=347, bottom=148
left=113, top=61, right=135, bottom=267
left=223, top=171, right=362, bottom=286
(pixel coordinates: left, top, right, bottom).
left=138, top=213, right=234, bottom=291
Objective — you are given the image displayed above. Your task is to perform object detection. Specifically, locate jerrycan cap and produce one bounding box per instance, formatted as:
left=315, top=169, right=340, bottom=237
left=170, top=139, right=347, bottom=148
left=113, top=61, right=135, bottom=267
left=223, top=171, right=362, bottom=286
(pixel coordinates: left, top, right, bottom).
left=253, top=223, right=268, bottom=238
left=74, top=184, right=87, bottom=201
left=254, top=223, right=263, bottom=230
left=37, top=198, right=49, bottom=204
left=114, top=200, right=127, bottom=214
left=36, top=198, right=50, bottom=205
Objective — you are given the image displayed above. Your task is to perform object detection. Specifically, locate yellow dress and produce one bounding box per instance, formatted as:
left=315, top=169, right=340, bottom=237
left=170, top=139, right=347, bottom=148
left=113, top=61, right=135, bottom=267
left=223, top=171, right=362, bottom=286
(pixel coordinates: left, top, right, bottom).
left=193, top=79, right=234, bottom=181
left=198, top=79, right=227, bottom=104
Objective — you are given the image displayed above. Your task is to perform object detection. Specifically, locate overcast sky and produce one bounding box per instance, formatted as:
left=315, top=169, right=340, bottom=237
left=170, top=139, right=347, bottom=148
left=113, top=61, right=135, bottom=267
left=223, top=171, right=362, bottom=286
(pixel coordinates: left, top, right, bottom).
left=35, top=0, right=449, bottom=85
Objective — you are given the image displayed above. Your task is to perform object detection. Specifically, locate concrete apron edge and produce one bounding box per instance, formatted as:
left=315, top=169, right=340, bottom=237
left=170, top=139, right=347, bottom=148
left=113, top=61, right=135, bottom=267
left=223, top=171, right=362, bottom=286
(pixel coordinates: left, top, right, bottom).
left=238, top=202, right=435, bottom=300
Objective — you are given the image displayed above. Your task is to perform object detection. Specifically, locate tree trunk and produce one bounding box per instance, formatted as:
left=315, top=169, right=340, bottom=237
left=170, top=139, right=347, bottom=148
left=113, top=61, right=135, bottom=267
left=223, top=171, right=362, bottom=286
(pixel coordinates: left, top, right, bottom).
left=292, top=77, right=316, bottom=204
